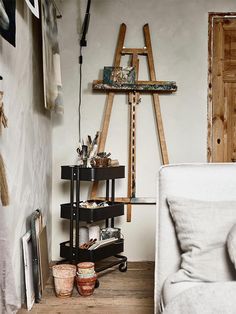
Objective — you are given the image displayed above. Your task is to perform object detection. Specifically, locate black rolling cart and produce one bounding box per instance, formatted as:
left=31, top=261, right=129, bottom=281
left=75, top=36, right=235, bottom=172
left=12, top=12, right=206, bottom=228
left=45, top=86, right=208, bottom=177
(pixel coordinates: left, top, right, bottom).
left=60, top=165, right=127, bottom=279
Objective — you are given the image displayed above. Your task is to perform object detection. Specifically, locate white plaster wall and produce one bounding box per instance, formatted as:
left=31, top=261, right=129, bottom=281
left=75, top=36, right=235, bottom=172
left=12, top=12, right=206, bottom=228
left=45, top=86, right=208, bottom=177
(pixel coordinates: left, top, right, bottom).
left=52, top=0, right=236, bottom=261
left=0, top=1, right=52, bottom=303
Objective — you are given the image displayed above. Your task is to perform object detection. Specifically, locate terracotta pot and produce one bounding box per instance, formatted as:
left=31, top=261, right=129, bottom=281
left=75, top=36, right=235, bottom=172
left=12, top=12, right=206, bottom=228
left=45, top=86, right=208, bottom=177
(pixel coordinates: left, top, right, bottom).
left=52, top=264, right=76, bottom=298
left=76, top=274, right=97, bottom=296
left=77, top=262, right=94, bottom=269
left=77, top=262, right=95, bottom=275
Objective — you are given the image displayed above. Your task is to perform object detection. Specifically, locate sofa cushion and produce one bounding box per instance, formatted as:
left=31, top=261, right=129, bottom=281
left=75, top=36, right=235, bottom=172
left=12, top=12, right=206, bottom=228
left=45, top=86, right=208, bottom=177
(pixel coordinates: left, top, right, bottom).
left=167, top=196, right=236, bottom=283
left=227, top=223, right=236, bottom=269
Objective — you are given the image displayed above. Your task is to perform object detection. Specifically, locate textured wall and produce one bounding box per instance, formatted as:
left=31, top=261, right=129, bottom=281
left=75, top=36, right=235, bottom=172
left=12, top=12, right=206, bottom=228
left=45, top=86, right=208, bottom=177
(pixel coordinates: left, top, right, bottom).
left=0, top=1, right=52, bottom=303
left=52, top=0, right=236, bottom=261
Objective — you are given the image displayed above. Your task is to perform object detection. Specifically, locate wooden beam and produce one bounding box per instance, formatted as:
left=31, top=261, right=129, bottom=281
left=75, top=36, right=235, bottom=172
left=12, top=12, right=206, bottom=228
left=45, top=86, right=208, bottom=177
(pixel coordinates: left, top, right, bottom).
left=143, top=24, right=169, bottom=164
left=91, top=24, right=127, bottom=199
left=92, top=80, right=177, bottom=92
left=122, top=48, right=148, bottom=55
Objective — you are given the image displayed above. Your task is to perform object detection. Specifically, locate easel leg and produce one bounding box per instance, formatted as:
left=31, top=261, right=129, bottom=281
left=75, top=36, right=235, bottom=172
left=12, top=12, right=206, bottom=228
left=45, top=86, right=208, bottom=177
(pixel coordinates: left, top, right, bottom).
left=127, top=204, right=132, bottom=222
left=152, top=93, right=169, bottom=165
left=91, top=92, right=115, bottom=199
left=144, top=24, right=169, bottom=165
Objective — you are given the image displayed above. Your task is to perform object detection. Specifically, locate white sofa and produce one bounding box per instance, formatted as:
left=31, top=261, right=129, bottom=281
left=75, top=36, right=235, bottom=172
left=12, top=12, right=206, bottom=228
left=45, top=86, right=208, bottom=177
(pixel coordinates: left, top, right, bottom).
left=155, top=163, right=236, bottom=314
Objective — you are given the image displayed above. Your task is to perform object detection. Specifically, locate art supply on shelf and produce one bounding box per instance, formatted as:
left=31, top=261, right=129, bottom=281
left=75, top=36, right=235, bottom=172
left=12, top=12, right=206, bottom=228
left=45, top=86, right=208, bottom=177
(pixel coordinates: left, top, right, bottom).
left=76, top=131, right=99, bottom=167
left=79, top=238, right=97, bottom=250
left=88, top=225, right=100, bottom=241
left=79, top=226, right=89, bottom=246
left=90, top=155, right=111, bottom=167
left=88, top=237, right=118, bottom=250
left=79, top=200, right=109, bottom=209
left=101, top=227, right=122, bottom=240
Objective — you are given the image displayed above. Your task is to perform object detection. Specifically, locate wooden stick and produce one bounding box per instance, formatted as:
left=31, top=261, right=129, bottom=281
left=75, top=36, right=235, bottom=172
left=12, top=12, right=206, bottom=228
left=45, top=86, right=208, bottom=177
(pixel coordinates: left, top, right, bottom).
left=143, top=24, right=169, bottom=164
left=0, top=154, right=9, bottom=206
left=126, top=52, right=140, bottom=222
left=122, top=48, right=148, bottom=55
left=90, top=92, right=114, bottom=199
left=91, top=24, right=127, bottom=199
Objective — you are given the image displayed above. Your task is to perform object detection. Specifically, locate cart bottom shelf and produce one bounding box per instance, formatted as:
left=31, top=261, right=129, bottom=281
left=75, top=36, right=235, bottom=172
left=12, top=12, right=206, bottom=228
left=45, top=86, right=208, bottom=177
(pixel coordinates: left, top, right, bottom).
left=60, top=238, right=124, bottom=263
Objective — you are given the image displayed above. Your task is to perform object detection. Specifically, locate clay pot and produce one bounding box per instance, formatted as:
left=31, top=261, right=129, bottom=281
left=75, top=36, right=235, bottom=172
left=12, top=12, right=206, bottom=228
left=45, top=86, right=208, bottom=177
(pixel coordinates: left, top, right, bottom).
left=76, top=262, right=97, bottom=296
left=77, top=262, right=95, bottom=275
left=52, top=264, right=76, bottom=298
left=76, top=274, right=97, bottom=296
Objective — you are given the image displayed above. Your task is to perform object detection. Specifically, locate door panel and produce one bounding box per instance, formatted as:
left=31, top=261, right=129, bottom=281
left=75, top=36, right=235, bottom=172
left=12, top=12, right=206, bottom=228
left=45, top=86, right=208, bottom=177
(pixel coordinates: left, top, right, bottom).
left=209, top=16, right=236, bottom=162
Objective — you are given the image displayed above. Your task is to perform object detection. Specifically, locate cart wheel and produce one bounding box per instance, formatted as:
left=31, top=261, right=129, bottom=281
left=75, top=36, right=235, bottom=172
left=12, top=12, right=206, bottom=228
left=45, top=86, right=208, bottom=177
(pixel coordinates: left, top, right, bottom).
left=119, top=262, right=127, bottom=272
left=95, top=279, right=100, bottom=288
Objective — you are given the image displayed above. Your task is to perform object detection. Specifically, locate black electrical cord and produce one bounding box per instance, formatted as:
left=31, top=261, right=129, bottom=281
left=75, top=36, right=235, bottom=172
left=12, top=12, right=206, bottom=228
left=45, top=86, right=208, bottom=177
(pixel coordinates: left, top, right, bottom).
left=78, top=0, right=91, bottom=143
left=78, top=47, right=83, bottom=143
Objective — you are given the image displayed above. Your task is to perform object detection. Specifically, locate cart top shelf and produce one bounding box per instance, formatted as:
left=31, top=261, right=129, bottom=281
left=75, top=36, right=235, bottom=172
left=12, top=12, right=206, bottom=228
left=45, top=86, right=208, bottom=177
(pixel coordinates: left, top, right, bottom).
left=61, top=165, right=125, bottom=181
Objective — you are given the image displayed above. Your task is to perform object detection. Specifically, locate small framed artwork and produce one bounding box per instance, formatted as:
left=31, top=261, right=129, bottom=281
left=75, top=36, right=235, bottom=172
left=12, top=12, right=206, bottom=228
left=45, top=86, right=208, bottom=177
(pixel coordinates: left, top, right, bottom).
left=103, top=66, right=136, bottom=85
left=22, top=231, right=35, bottom=311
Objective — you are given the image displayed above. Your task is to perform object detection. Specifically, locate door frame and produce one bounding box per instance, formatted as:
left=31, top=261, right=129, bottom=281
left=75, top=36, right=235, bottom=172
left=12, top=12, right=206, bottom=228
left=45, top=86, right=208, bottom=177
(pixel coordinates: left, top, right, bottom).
left=207, top=12, right=236, bottom=162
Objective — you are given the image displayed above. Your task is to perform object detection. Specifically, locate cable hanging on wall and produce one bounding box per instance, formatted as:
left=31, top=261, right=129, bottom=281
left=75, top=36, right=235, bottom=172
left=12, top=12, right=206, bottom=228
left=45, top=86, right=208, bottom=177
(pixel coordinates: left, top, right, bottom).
left=78, top=0, right=91, bottom=143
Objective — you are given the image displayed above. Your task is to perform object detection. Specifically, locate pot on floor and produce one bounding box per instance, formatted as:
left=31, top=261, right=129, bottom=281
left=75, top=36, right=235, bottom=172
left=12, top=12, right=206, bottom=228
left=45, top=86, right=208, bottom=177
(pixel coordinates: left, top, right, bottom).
left=52, top=264, right=76, bottom=298
left=76, top=262, right=97, bottom=296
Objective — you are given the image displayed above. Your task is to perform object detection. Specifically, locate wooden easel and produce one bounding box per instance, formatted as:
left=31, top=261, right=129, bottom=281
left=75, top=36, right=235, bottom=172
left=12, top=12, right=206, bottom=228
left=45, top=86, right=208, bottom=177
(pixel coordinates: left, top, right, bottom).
left=92, top=23, right=177, bottom=222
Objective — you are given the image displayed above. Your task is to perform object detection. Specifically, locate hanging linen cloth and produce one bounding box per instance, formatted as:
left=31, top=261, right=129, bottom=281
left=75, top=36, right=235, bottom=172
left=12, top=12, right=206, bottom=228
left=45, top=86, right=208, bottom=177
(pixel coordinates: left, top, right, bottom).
left=41, top=0, right=63, bottom=113
left=0, top=199, right=20, bottom=313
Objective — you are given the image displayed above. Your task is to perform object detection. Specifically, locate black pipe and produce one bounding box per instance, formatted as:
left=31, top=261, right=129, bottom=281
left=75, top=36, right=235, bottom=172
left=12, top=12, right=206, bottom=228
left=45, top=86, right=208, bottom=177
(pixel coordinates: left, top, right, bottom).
left=80, top=0, right=91, bottom=47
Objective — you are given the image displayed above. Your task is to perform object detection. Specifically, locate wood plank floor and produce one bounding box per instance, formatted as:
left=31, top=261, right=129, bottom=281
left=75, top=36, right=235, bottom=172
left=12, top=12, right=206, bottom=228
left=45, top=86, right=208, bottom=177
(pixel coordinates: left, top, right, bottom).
left=18, top=261, right=154, bottom=314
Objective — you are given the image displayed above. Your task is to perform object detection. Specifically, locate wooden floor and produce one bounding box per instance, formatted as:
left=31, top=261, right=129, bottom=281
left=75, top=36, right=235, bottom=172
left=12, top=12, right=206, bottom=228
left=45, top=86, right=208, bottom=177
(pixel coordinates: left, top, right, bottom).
left=18, top=262, right=154, bottom=314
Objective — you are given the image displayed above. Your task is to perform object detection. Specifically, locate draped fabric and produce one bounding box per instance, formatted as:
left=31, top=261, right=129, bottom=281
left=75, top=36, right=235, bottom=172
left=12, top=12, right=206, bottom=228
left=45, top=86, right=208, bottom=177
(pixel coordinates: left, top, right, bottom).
left=0, top=200, right=20, bottom=314
left=41, top=0, right=63, bottom=113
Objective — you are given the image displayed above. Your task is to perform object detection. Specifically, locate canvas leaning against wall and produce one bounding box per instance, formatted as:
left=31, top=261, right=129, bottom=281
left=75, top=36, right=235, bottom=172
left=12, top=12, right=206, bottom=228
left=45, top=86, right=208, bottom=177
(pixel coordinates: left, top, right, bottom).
left=41, top=0, right=63, bottom=113
left=0, top=0, right=16, bottom=47
left=25, top=0, right=39, bottom=18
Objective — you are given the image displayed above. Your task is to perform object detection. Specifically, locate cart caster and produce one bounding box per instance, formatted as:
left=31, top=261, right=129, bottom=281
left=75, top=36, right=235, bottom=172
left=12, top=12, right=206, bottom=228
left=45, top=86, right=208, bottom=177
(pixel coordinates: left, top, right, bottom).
left=119, top=262, right=127, bottom=272
left=95, top=279, right=100, bottom=288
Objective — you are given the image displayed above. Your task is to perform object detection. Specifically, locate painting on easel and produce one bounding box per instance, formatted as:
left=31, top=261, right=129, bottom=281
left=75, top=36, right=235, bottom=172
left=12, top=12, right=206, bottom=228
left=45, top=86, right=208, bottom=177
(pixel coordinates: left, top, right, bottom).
left=103, top=66, right=135, bottom=85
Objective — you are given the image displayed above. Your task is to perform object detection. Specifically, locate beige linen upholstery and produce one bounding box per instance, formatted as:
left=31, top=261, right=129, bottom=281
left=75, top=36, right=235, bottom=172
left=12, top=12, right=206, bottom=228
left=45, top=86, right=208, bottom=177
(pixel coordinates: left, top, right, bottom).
left=155, top=163, right=236, bottom=314
left=227, top=224, right=236, bottom=268
left=167, top=197, right=236, bottom=282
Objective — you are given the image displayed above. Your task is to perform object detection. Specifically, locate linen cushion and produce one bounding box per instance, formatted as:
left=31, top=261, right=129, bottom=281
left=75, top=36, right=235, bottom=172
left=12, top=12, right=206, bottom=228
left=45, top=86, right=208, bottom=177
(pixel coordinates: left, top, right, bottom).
left=167, top=196, right=236, bottom=283
left=227, top=223, right=236, bottom=269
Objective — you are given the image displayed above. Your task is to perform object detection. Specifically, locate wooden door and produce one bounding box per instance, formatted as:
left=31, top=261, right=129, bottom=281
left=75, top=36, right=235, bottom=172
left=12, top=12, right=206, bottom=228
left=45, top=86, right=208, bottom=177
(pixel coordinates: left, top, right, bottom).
left=208, top=14, right=236, bottom=162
